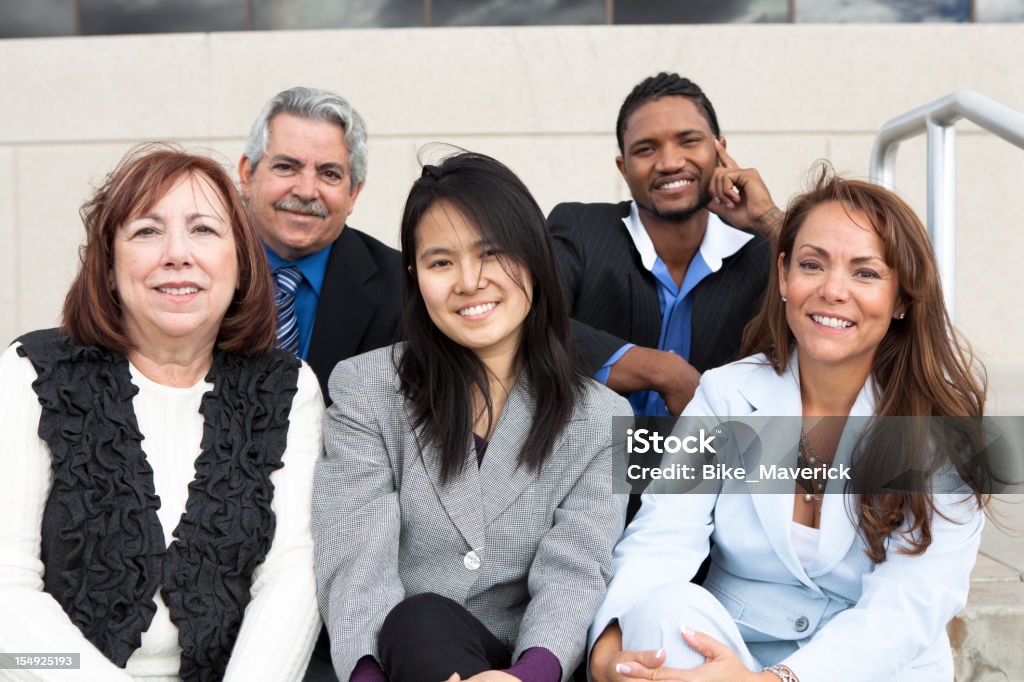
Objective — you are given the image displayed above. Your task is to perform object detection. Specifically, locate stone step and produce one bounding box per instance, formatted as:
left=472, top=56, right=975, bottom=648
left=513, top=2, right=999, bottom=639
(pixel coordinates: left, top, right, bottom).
left=950, top=554, right=1024, bottom=681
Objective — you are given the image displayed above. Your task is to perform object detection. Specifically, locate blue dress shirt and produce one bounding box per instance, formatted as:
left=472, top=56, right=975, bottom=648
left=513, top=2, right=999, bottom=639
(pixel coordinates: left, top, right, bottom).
left=596, top=203, right=752, bottom=416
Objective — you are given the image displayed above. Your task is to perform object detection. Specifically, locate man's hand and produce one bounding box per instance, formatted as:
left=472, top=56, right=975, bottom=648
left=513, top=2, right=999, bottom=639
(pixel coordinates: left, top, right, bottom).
left=707, top=139, right=783, bottom=239
left=606, top=347, right=701, bottom=415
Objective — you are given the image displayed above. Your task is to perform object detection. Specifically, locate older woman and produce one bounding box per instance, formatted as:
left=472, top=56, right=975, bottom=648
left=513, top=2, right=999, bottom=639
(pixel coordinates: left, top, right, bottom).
left=0, top=147, right=323, bottom=680
left=590, top=169, right=990, bottom=682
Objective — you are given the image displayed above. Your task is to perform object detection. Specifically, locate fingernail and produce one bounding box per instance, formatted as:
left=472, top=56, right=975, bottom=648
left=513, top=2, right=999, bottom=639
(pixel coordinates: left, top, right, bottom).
left=656, top=648, right=666, bottom=658
left=681, top=625, right=696, bottom=636
left=615, top=663, right=632, bottom=674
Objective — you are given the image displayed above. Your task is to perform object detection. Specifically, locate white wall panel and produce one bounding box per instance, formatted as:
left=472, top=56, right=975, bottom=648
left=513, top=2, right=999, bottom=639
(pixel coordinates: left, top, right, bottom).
left=3, top=23, right=1023, bottom=383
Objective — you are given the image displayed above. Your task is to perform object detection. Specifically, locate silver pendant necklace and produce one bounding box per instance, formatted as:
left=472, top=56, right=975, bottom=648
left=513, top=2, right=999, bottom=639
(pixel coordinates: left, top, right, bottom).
left=797, top=423, right=832, bottom=505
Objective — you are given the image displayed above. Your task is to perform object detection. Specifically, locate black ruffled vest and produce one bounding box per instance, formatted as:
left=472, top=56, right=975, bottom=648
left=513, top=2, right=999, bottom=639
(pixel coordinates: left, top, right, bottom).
left=16, top=329, right=300, bottom=681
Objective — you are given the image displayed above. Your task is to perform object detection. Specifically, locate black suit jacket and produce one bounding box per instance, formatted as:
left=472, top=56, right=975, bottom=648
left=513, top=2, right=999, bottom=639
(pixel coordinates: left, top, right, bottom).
left=548, top=201, right=770, bottom=375
left=304, top=225, right=404, bottom=401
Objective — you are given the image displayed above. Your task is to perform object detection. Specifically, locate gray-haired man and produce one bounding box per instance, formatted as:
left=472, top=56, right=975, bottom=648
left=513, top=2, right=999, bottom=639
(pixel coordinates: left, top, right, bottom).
left=240, top=86, right=403, bottom=401
left=241, top=87, right=402, bottom=680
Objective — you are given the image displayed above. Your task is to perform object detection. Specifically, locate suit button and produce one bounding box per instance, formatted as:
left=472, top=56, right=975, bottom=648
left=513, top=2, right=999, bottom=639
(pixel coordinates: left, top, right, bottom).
left=793, top=616, right=809, bottom=633
left=464, top=550, right=481, bottom=571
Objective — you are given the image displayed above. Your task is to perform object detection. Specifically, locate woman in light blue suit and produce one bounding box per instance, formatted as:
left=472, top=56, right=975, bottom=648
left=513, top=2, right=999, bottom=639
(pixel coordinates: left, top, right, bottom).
left=590, top=168, right=991, bottom=682
left=314, top=152, right=630, bottom=682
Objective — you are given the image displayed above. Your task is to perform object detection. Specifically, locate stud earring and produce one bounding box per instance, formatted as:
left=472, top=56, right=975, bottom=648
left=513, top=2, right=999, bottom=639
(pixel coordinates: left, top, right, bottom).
left=896, top=312, right=906, bottom=320
left=781, top=296, right=787, bottom=302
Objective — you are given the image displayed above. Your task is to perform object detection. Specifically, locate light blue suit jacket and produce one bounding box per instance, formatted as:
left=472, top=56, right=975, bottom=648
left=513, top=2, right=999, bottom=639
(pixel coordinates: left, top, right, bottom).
left=592, top=354, right=983, bottom=681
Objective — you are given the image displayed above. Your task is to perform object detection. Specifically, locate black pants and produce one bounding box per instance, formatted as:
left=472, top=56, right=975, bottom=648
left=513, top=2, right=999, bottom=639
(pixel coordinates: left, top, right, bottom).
left=378, top=593, right=511, bottom=682
left=302, top=628, right=337, bottom=681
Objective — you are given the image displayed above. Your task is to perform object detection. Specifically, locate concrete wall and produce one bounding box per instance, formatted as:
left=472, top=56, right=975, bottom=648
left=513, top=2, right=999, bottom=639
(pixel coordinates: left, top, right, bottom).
left=3, top=24, right=1024, bottom=410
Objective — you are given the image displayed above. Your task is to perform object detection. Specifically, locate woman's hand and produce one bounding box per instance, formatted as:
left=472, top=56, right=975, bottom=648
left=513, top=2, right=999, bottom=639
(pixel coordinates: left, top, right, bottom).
left=605, top=648, right=688, bottom=681
left=667, top=628, right=777, bottom=682
left=444, top=671, right=519, bottom=682
left=603, top=627, right=779, bottom=682
left=591, top=621, right=679, bottom=682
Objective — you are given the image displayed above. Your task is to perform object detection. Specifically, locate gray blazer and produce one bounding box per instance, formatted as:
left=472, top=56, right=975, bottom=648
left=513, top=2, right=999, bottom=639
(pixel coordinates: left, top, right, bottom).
left=313, top=346, right=630, bottom=680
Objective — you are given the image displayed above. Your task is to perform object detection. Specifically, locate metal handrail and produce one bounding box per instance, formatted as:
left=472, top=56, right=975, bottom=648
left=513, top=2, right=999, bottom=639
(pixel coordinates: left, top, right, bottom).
left=869, top=90, right=1024, bottom=320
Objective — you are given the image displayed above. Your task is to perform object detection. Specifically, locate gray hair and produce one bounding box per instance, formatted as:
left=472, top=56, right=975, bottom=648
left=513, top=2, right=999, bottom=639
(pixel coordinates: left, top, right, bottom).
left=243, top=86, right=368, bottom=187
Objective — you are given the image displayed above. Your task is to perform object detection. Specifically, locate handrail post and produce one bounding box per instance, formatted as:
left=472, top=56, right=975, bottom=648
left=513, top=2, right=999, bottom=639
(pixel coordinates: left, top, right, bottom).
left=927, top=118, right=957, bottom=320
left=870, top=138, right=897, bottom=191
left=870, top=91, right=1024, bottom=323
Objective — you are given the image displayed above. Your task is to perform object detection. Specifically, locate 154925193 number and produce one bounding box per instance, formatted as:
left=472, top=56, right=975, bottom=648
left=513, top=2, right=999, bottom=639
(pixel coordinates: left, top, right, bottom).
left=0, top=653, right=80, bottom=669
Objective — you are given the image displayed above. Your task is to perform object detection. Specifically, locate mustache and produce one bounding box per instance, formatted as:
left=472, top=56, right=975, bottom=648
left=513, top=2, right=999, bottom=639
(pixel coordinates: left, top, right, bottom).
left=274, top=196, right=328, bottom=218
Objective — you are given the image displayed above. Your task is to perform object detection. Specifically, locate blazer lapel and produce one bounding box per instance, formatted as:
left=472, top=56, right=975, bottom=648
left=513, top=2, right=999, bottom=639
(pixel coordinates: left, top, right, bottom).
left=737, top=357, right=880, bottom=581
left=688, top=276, right=727, bottom=370
left=738, top=362, right=817, bottom=588
left=307, top=228, right=378, bottom=379
left=479, top=377, right=545, bottom=526
left=629, top=270, right=661, bottom=348
left=413, top=417, right=487, bottom=553
left=811, top=380, right=877, bottom=574
left=616, top=203, right=663, bottom=348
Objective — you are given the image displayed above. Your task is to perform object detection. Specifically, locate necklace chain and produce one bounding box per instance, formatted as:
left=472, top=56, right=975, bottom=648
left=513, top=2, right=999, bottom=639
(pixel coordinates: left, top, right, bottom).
left=798, top=423, right=833, bottom=506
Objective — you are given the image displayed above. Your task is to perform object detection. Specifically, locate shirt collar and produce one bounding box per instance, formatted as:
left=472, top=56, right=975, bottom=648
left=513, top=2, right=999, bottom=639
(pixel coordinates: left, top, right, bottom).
left=622, top=201, right=754, bottom=274
left=263, top=243, right=333, bottom=297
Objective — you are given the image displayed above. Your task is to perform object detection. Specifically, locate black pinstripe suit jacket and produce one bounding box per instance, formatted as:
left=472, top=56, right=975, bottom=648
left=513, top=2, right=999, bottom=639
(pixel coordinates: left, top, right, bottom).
left=548, top=201, right=771, bottom=375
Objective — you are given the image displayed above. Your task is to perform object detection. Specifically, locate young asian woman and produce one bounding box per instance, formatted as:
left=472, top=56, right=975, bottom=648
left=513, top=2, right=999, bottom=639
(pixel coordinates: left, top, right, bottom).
left=313, top=152, right=632, bottom=682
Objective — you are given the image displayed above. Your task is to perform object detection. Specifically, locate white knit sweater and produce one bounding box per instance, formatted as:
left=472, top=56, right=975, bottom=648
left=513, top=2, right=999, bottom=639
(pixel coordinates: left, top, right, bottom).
left=0, top=343, right=324, bottom=681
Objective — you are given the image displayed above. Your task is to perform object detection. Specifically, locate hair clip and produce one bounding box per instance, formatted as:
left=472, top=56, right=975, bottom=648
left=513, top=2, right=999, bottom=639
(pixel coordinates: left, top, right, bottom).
left=421, top=164, right=442, bottom=180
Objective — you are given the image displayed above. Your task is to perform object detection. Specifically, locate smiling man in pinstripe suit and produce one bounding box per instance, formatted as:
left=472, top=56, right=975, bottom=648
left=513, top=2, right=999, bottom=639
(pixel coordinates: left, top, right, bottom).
left=549, top=72, right=782, bottom=417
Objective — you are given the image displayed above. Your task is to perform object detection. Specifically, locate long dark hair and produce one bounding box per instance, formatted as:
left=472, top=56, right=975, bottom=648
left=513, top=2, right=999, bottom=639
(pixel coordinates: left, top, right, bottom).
left=397, top=151, right=586, bottom=484
left=742, top=164, right=988, bottom=562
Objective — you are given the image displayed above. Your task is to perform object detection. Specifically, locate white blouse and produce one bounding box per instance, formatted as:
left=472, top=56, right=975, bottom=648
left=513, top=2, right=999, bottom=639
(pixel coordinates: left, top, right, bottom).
left=0, top=343, right=324, bottom=681
left=789, top=521, right=821, bottom=569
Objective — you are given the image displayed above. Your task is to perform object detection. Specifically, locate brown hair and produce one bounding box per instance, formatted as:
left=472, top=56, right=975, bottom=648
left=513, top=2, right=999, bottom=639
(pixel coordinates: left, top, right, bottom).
left=741, top=163, right=988, bottom=562
left=63, top=144, right=276, bottom=356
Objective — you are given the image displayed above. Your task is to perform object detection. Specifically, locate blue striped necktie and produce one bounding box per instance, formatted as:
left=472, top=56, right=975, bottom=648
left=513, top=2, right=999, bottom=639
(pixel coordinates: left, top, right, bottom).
left=273, top=266, right=302, bottom=354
